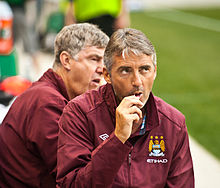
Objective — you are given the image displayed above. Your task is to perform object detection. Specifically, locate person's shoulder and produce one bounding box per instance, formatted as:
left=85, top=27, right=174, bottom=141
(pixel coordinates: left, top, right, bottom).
left=18, top=79, right=67, bottom=107
left=33, top=76, right=66, bottom=96
left=154, top=96, right=185, bottom=127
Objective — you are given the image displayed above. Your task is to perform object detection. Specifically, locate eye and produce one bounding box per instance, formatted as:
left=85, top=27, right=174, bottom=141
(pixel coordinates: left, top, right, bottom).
left=88, top=55, right=101, bottom=63
left=120, top=67, right=131, bottom=75
left=140, top=66, right=151, bottom=73
left=91, top=57, right=98, bottom=62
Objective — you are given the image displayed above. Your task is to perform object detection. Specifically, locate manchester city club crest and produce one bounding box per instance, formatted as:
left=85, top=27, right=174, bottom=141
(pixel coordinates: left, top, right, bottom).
left=149, top=136, right=165, bottom=157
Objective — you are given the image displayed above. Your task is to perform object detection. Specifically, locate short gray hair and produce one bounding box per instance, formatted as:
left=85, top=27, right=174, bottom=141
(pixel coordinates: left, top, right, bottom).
left=54, top=23, right=109, bottom=65
left=104, top=28, right=156, bottom=73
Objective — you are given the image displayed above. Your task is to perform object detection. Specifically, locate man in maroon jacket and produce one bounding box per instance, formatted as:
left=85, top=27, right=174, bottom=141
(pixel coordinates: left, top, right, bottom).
left=0, top=23, right=109, bottom=187
left=57, top=28, right=194, bottom=187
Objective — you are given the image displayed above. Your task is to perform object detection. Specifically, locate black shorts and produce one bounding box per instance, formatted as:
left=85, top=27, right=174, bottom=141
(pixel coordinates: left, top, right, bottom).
left=83, top=14, right=115, bottom=37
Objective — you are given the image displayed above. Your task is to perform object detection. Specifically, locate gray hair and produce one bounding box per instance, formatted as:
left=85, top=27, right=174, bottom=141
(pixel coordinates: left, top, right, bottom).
left=54, top=23, right=109, bottom=65
left=104, top=28, right=157, bottom=73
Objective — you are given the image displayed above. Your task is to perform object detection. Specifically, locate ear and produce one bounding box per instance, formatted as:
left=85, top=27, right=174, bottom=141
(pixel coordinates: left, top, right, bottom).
left=59, top=51, right=72, bottom=71
left=154, top=65, right=157, bottom=80
left=103, top=67, right=111, bottom=84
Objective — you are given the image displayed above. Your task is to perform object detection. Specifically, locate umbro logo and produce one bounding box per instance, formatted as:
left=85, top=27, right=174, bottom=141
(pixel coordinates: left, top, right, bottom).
left=99, top=133, right=109, bottom=141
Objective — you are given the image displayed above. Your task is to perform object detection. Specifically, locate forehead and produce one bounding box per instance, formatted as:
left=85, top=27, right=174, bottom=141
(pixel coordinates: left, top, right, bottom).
left=112, top=53, right=154, bottom=68
left=79, top=46, right=105, bottom=56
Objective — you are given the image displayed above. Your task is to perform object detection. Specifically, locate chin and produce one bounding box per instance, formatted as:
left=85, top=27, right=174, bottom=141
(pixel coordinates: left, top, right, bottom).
left=141, top=95, right=150, bottom=106
left=89, top=85, right=98, bottom=90
left=141, top=100, right=148, bottom=107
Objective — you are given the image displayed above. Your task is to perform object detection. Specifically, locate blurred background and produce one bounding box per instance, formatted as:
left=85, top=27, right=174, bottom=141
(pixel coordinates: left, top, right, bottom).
left=0, top=0, right=220, bottom=187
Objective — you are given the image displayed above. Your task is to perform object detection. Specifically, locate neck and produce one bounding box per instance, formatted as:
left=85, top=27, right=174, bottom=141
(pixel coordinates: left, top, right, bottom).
left=53, top=66, right=76, bottom=100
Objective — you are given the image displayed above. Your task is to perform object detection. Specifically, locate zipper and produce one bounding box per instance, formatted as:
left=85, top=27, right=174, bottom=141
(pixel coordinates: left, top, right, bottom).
left=128, top=153, right=131, bottom=166
left=128, top=152, right=132, bottom=187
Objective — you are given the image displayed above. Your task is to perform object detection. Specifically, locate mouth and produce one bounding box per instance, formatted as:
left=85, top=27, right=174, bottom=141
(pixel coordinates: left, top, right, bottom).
left=91, top=78, right=101, bottom=86
left=134, top=91, right=143, bottom=98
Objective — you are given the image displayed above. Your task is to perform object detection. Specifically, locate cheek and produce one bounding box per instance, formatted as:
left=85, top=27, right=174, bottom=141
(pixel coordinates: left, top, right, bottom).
left=70, top=67, right=90, bottom=85
left=87, top=63, right=96, bottom=72
left=79, top=64, right=96, bottom=79
left=112, top=80, right=131, bottom=97
left=143, top=77, right=155, bottom=92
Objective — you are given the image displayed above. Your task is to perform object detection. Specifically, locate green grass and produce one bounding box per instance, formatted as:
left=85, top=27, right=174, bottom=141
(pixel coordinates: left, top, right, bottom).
left=180, top=8, right=220, bottom=20
left=130, top=8, right=220, bottom=159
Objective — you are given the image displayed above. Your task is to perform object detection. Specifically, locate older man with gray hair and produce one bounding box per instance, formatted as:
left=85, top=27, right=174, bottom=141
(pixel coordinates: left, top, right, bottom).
left=0, top=23, right=109, bottom=187
left=57, top=28, right=194, bottom=187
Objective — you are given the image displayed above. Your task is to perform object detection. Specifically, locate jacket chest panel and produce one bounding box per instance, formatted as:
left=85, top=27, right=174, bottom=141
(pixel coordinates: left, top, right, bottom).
left=115, top=131, right=173, bottom=187
left=88, top=107, right=115, bottom=147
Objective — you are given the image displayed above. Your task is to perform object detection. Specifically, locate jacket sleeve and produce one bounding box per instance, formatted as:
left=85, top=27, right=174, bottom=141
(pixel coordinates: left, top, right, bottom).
left=57, top=102, right=132, bottom=188
left=165, top=120, right=195, bottom=188
left=26, top=97, right=66, bottom=179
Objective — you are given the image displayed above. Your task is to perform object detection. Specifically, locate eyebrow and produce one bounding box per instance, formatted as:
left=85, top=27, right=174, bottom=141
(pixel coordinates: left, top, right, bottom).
left=87, top=54, right=103, bottom=59
left=118, top=66, right=131, bottom=69
left=118, top=64, right=152, bottom=69
left=139, top=65, right=152, bottom=69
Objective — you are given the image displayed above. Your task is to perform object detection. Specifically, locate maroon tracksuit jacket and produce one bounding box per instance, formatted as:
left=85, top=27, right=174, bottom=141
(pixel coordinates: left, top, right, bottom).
left=0, top=69, right=69, bottom=187
left=57, top=83, right=194, bottom=187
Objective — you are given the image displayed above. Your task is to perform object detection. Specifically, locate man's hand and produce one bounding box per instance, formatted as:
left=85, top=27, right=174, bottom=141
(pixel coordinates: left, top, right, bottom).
left=115, top=96, right=144, bottom=143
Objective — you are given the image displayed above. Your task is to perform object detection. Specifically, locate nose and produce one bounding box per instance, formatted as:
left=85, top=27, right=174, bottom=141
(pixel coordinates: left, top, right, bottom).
left=96, top=62, right=104, bottom=75
left=132, top=72, right=142, bottom=87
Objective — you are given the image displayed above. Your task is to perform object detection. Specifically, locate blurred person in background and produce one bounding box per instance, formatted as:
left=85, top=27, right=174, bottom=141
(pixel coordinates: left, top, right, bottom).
left=64, top=0, right=130, bottom=37
left=0, top=23, right=109, bottom=187
left=3, top=0, right=41, bottom=79
left=57, top=28, right=194, bottom=187
left=0, top=76, right=32, bottom=124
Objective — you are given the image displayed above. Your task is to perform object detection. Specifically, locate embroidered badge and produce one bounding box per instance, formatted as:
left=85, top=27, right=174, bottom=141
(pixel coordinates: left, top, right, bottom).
left=99, top=133, right=109, bottom=141
left=149, top=136, right=165, bottom=157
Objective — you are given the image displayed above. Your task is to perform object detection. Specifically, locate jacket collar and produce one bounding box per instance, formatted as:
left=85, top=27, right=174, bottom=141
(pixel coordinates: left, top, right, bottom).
left=144, top=93, right=160, bottom=131
left=38, top=69, right=70, bottom=101
left=102, top=84, right=117, bottom=125
left=102, top=83, right=159, bottom=131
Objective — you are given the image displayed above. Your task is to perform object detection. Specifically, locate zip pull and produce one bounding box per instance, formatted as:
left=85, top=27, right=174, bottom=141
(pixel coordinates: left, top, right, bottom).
left=128, top=153, right=131, bottom=166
